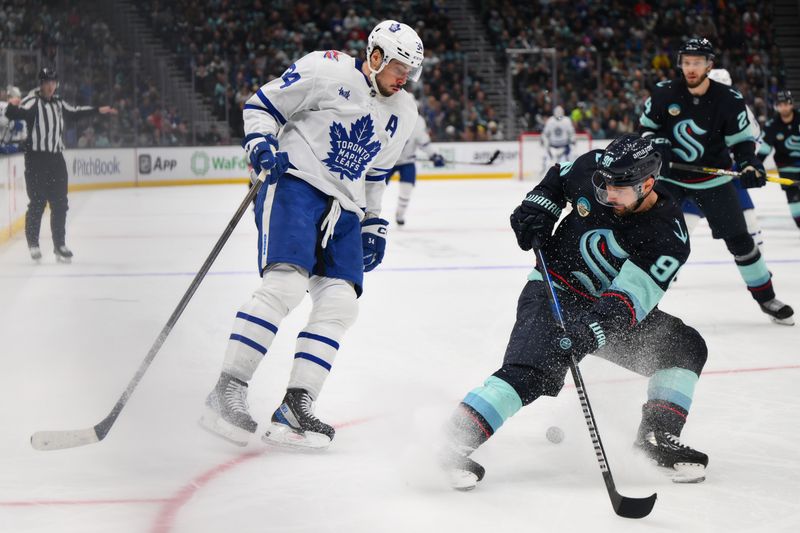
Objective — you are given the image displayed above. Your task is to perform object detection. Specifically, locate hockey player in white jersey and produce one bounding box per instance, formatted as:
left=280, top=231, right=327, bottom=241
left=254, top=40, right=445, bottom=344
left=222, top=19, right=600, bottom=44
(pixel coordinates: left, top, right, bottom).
left=387, top=113, right=444, bottom=225
left=681, top=68, right=765, bottom=252
left=200, top=20, right=422, bottom=449
left=541, top=105, right=576, bottom=173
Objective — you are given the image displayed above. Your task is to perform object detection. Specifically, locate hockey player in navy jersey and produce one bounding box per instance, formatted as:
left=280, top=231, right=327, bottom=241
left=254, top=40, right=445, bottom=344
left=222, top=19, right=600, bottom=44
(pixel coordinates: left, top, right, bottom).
left=640, top=38, right=793, bottom=325
left=386, top=112, right=444, bottom=226
left=758, top=90, right=800, bottom=231
left=681, top=68, right=764, bottom=252
left=200, top=20, right=423, bottom=449
left=440, top=135, right=710, bottom=490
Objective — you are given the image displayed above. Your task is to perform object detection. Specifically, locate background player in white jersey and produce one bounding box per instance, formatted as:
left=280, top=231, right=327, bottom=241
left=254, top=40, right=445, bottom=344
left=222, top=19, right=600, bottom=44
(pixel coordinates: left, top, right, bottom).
left=200, top=20, right=422, bottom=449
left=681, top=68, right=765, bottom=252
left=541, top=105, right=576, bottom=174
left=386, top=113, right=444, bottom=225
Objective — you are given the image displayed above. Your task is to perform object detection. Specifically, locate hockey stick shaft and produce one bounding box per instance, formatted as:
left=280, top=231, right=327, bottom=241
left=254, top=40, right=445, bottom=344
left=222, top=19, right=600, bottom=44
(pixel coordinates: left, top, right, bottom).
left=445, top=149, right=501, bottom=166
left=534, top=249, right=657, bottom=519
left=670, top=162, right=796, bottom=186
left=31, top=170, right=268, bottom=451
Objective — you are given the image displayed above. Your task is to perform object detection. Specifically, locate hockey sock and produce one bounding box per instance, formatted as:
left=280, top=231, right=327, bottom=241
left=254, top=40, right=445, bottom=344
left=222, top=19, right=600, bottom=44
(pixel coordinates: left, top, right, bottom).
left=287, top=277, right=357, bottom=399
left=639, top=368, right=698, bottom=437
left=396, top=182, right=414, bottom=220
left=731, top=242, right=775, bottom=303
left=460, top=376, right=523, bottom=438
left=222, top=265, right=308, bottom=381
left=742, top=209, right=764, bottom=252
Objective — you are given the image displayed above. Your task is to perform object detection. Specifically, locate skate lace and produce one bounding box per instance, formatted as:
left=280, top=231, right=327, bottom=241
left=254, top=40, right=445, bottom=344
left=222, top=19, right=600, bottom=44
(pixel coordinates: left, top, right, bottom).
left=297, top=392, right=316, bottom=418
left=663, top=432, right=690, bottom=449
left=224, top=381, right=249, bottom=413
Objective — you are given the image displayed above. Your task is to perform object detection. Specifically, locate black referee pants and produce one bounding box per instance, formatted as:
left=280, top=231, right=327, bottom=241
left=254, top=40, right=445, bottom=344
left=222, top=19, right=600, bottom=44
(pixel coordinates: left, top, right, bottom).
left=24, top=151, right=69, bottom=248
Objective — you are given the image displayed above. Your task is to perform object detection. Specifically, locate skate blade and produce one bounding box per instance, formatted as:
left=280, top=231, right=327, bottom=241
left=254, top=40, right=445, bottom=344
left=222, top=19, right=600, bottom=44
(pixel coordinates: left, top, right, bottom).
left=448, top=470, right=479, bottom=491
left=261, top=422, right=331, bottom=450
left=670, top=463, right=706, bottom=484
left=769, top=315, right=795, bottom=326
left=55, top=256, right=72, bottom=264
left=199, top=408, right=254, bottom=447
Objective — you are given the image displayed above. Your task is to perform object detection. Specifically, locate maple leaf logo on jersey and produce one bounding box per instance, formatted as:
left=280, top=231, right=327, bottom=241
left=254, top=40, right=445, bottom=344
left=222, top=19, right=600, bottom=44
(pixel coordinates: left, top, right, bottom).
left=322, top=115, right=382, bottom=181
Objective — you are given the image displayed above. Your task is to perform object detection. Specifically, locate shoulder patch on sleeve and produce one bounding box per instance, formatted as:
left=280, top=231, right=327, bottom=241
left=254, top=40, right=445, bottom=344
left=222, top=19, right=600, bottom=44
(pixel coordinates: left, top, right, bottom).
left=728, top=88, right=744, bottom=99
left=323, top=50, right=341, bottom=61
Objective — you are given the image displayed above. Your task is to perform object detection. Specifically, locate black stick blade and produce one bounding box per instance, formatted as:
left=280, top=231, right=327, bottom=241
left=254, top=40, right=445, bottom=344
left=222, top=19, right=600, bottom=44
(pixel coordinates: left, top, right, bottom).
left=486, top=149, right=501, bottom=165
left=611, top=491, right=657, bottom=519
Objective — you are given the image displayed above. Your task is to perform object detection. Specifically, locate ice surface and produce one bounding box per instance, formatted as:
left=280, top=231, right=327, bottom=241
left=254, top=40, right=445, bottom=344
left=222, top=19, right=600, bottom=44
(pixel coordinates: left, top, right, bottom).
left=1, top=179, right=798, bottom=532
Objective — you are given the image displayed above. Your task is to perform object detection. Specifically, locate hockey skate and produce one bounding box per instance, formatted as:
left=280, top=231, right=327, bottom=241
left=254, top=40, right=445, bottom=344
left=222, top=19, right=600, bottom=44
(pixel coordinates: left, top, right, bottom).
left=199, top=373, right=258, bottom=446
left=439, top=442, right=485, bottom=491
left=29, top=246, right=42, bottom=262
left=635, top=430, right=708, bottom=483
left=262, top=388, right=334, bottom=450
left=759, top=298, right=794, bottom=326
left=53, top=245, right=73, bottom=264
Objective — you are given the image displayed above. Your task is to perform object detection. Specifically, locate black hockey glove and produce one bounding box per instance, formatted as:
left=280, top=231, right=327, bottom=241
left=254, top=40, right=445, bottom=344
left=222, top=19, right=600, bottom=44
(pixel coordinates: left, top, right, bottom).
left=738, top=157, right=767, bottom=189
left=555, top=319, right=607, bottom=361
left=509, top=192, right=561, bottom=251
left=650, top=137, right=672, bottom=179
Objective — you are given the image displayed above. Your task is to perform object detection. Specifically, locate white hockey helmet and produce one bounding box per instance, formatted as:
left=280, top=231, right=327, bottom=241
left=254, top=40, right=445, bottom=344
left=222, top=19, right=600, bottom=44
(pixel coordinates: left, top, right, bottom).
left=554, top=105, right=565, bottom=118
left=708, top=68, right=732, bottom=86
left=366, top=20, right=424, bottom=82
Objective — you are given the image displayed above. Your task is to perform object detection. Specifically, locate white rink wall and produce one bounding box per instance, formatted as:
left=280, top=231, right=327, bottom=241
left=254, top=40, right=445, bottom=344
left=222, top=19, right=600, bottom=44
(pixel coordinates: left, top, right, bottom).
left=0, top=141, right=779, bottom=241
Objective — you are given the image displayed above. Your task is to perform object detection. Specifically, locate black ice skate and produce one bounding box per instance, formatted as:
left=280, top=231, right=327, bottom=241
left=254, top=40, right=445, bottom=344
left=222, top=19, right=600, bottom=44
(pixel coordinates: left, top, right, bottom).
left=635, top=430, right=708, bottom=483
left=29, top=246, right=42, bottom=262
left=759, top=298, right=794, bottom=326
left=439, top=442, right=485, bottom=491
left=199, top=373, right=257, bottom=446
left=262, top=388, right=334, bottom=450
left=53, top=245, right=73, bottom=264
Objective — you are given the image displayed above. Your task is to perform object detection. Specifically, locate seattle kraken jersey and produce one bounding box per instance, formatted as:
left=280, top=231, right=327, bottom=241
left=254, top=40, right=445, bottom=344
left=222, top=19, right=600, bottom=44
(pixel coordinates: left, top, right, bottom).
left=758, top=110, right=800, bottom=174
left=531, top=150, right=690, bottom=338
left=243, top=50, right=418, bottom=217
left=640, top=79, right=755, bottom=189
left=395, top=114, right=435, bottom=166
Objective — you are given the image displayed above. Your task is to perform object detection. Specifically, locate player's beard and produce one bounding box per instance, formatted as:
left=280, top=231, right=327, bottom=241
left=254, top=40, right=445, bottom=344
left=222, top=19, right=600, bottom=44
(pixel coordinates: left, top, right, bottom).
left=376, top=77, right=404, bottom=97
left=685, top=71, right=708, bottom=89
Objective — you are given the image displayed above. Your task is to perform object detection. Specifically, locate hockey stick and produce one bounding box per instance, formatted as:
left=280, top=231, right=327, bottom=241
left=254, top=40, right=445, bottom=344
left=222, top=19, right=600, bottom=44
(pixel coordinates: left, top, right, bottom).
left=444, top=149, right=501, bottom=166
left=30, top=170, right=268, bottom=451
left=534, top=248, right=657, bottom=519
left=669, top=162, right=796, bottom=186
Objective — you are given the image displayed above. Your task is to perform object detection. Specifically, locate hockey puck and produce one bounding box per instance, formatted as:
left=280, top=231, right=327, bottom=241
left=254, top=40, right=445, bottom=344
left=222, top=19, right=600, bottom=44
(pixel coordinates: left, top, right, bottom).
left=546, top=426, right=564, bottom=444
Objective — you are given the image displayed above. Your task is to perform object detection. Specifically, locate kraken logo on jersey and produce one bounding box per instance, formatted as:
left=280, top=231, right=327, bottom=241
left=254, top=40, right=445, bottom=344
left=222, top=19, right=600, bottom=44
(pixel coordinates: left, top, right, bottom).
left=322, top=114, right=382, bottom=181
left=785, top=135, right=800, bottom=157
left=672, top=119, right=708, bottom=162
left=572, top=229, right=629, bottom=296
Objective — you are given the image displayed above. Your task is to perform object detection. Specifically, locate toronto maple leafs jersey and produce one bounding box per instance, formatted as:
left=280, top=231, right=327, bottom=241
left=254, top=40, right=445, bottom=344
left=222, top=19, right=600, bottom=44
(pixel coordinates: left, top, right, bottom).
left=395, top=115, right=435, bottom=166
left=640, top=78, right=756, bottom=189
left=758, top=109, right=800, bottom=174
left=529, top=150, right=690, bottom=340
left=542, top=116, right=575, bottom=148
left=243, top=50, right=418, bottom=217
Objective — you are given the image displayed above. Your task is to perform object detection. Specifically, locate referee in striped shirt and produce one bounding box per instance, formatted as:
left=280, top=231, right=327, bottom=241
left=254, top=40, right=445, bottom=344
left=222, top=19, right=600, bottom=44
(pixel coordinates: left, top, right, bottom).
left=4, top=67, right=117, bottom=263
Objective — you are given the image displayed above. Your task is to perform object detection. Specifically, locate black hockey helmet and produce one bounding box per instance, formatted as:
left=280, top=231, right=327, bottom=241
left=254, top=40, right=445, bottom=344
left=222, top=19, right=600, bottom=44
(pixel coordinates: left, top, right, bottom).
left=592, top=134, right=662, bottom=207
left=776, top=90, right=793, bottom=104
left=678, top=37, right=715, bottom=63
left=38, top=67, right=58, bottom=82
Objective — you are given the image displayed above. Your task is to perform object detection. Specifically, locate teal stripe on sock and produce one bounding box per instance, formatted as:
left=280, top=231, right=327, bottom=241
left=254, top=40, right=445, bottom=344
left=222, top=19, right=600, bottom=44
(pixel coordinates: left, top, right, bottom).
left=648, top=386, right=693, bottom=411
left=737, top=257, right=771, bottom=287
left=789, top=202, right=800, bottom=218
left=647, top=368, right=698, bottom=411
left=463, top=376, right=523, bottom=433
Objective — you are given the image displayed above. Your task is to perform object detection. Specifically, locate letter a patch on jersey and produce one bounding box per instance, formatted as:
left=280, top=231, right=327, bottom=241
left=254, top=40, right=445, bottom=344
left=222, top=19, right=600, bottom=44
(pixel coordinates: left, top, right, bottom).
left=323, top=114, right=382, bottom=181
